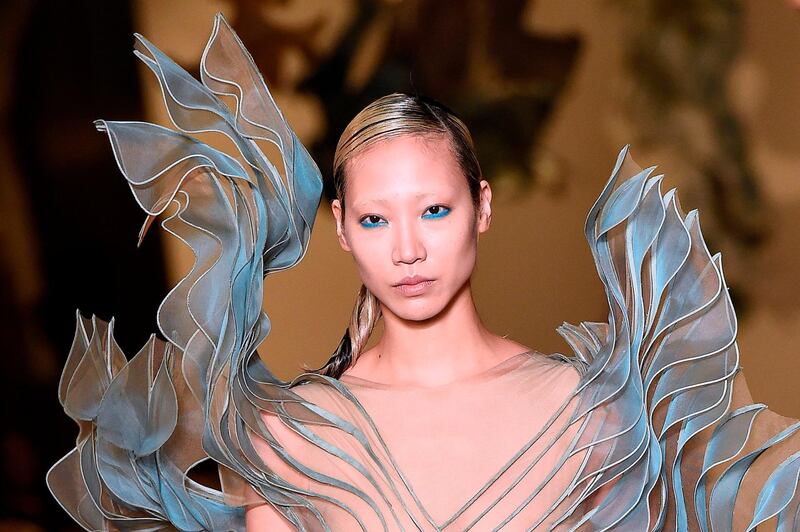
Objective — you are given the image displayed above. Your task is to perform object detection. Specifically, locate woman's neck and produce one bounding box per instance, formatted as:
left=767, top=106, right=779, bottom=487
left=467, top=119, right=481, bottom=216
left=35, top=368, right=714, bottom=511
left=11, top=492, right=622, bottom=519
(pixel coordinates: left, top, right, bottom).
left=354, top=281, right=524, bottom=387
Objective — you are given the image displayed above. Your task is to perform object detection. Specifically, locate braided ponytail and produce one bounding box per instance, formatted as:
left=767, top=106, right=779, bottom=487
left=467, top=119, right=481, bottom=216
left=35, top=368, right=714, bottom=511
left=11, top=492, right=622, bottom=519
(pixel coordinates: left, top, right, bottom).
left=308, top=284, right=382, bottom=378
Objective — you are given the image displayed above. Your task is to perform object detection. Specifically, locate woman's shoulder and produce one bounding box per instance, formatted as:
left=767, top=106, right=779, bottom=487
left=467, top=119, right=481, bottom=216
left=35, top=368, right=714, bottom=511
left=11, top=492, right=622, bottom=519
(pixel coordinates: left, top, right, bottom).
left=285, top=374, right=357, bottom=412
left=522, top=349, right=586, bottom=390
left=536, top=350, right=589, bottom=376
left=257, top=378, right=353, bottom=439
left=496, top=336, right=587, bottom=383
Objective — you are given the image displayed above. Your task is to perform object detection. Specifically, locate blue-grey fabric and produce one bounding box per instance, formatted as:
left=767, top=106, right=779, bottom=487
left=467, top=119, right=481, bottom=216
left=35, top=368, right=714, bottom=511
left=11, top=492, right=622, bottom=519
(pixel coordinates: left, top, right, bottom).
left=47, top=13, right=800, bottom=531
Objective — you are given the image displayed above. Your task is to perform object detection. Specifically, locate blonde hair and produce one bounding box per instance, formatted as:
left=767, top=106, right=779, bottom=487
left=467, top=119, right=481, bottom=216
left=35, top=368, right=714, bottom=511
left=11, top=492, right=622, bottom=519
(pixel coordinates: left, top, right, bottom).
left=310, top=92, right=483, bottom=379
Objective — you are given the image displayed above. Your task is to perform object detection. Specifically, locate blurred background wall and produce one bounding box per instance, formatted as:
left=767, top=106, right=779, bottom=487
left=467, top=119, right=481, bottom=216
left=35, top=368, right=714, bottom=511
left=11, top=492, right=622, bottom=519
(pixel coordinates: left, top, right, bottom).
left=1, top=0, right=798, bottom=529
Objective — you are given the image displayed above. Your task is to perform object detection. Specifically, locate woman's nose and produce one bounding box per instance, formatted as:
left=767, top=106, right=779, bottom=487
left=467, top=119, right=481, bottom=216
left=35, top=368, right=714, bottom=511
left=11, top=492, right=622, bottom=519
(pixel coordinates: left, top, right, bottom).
left=392, top=218, right=427, bottom=265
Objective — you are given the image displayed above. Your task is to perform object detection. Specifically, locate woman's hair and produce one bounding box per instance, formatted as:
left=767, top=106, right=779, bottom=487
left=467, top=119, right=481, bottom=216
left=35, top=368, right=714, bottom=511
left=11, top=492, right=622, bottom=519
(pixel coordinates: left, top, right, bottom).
left=309, top=92, right=483, bottom=379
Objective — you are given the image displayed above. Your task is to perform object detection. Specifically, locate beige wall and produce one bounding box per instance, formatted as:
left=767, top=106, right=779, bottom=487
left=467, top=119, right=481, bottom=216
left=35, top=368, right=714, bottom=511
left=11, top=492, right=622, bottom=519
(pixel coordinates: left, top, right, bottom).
left=135, top=0, right=800, bottom=416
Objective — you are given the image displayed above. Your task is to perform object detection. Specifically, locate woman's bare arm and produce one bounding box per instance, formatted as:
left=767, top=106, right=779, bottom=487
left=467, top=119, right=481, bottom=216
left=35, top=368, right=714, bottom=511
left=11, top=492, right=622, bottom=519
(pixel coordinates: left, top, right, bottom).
left=245, top=501, right=297, bottom=531
left=245, top=411, right=313, bottom=531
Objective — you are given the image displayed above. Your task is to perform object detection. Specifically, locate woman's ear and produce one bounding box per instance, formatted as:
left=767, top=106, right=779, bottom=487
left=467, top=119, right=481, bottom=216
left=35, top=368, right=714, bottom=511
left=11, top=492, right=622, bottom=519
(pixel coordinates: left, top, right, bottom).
left=331, top=199, right=352, bottom=252
left=477, top=179, right=492, bottom=233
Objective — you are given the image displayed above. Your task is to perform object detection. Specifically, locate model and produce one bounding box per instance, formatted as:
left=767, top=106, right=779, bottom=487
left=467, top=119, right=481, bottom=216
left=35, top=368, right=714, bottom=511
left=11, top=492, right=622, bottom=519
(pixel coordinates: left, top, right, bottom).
left=48, top=14, right=800, bottom=531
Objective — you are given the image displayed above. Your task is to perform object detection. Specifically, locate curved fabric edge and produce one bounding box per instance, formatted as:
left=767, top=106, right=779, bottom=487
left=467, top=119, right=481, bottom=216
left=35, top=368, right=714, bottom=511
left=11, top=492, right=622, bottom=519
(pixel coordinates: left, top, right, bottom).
left=47, top=13, right=325, bottom=531
left=46, top=13, right=800, bottom=531
left=554, top=146, right=800, bottom=530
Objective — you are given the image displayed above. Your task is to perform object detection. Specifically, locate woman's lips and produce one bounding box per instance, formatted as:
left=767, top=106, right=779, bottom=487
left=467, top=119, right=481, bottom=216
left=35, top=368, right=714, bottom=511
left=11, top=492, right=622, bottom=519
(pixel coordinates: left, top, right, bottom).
left=394, top=278, right=433, bottom=296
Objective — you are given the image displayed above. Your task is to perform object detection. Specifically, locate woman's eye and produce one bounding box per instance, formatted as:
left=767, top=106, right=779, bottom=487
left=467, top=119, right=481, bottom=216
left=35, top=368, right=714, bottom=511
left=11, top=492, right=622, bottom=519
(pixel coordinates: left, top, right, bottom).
left=359, top=215, right=385, bottom=228
left=423, top=205, right=451, bottom=219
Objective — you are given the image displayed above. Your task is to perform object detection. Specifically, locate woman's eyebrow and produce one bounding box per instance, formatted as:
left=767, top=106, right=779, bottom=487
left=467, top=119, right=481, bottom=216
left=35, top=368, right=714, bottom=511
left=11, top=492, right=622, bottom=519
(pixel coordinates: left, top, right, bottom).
left=353, top=192, right=441, bottom=209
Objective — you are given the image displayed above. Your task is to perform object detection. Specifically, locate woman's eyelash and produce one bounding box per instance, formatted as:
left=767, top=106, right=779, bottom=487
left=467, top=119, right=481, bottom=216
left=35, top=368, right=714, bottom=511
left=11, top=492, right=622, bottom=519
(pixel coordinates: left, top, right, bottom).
left=360, top=214, right=385, bottom=227
left=358, top=205, right=451, bottom=227
left=423, top=205, right=450, bottom=218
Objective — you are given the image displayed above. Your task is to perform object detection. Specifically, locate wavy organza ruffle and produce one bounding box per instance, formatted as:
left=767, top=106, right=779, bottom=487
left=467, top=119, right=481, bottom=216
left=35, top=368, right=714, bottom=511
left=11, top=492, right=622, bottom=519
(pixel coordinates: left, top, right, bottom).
left=48, top=13, right=800, bottom=531
left=552, top=147, right=800, bottom=530
left=47, top=13, right=324, bottom=530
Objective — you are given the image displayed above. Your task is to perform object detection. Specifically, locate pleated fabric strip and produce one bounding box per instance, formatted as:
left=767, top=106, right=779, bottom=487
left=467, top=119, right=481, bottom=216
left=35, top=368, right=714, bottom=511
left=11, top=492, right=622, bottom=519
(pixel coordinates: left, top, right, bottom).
left=48, top=13, right=324, bottom=531
left=47, top=13, right=800, bottom=532
left=554, top=146, right=800, bottom=530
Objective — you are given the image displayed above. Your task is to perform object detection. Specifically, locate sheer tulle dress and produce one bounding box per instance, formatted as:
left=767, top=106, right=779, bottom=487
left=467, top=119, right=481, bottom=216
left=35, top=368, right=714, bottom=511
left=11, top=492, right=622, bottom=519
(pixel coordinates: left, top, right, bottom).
left=47, top=14, right=800, bottom=531
left=249, top=351, right=586, bottom=530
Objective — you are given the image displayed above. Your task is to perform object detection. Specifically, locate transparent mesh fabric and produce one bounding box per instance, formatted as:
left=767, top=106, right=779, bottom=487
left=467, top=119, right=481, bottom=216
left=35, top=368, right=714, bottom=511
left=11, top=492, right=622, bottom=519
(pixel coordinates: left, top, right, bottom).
left=46, top=13, right=800, bottom=532
left=249, top=352, right=586, bottom=530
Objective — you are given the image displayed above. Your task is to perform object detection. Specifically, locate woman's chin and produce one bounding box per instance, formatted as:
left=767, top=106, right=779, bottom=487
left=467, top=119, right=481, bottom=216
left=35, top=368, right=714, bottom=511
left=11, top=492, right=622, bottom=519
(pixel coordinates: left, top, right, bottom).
left=383, top=299, right=447, bottom=323
left=377, top=280, right=467, bottom=323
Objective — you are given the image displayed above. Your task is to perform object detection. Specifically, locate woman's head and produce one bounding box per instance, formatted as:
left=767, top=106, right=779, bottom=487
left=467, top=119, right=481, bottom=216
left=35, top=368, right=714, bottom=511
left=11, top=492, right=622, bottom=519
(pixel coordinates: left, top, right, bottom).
left=332, top=93, right=484, bottom=218
left=312, top=93, right=491, bottom=378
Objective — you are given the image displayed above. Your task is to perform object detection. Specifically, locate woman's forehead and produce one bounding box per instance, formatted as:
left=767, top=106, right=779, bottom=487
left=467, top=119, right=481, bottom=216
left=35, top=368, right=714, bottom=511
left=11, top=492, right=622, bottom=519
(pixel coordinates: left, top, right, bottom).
left=346, top=135, right=461, bottom=185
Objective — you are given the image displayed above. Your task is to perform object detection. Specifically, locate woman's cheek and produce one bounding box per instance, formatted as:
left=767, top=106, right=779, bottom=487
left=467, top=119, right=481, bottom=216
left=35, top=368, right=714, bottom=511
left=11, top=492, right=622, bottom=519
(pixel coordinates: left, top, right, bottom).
left=435, top=221, right=475, bottom=264
left=350, top=239, right=390, bottom=289
left=453, top=230, right=479, bottom=286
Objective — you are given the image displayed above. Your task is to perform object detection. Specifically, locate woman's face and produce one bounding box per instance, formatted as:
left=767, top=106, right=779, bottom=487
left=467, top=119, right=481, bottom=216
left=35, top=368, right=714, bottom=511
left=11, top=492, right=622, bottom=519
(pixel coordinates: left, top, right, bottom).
left=331, top=134, right=492, bottom=322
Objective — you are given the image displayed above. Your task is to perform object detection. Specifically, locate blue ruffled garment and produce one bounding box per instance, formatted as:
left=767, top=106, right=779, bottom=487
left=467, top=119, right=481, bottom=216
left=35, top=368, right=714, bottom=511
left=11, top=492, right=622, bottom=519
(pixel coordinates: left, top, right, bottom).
left=47, top=14, right=800, bottom=531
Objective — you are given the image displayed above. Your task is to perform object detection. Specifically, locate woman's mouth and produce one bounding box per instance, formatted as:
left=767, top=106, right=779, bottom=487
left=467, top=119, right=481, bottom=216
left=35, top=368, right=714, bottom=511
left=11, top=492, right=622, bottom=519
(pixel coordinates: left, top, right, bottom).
left=393, top=277, right=435, bottom=296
